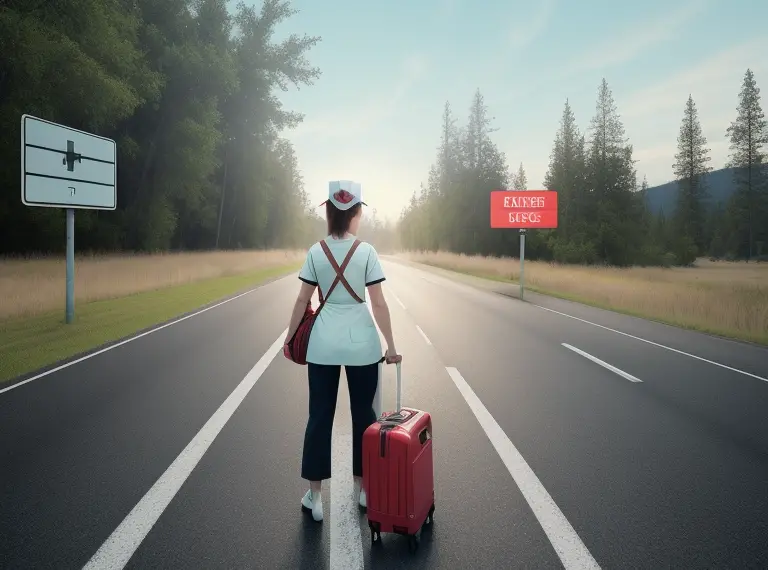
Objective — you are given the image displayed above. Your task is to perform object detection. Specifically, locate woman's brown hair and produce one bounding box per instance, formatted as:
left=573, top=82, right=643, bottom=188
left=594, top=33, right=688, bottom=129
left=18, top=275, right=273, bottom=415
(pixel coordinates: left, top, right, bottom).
left=326, top=201, right=361, bottom=238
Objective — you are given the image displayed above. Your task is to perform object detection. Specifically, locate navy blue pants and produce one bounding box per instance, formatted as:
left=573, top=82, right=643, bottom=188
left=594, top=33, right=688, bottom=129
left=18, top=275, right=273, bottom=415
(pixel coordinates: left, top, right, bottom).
left=301, top=362, right=379, bottom=481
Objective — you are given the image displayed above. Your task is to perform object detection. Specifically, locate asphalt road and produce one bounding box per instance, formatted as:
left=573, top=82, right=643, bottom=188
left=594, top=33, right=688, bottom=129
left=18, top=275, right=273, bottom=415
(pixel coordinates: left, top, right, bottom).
left=1, top=259, right=767, bottom=569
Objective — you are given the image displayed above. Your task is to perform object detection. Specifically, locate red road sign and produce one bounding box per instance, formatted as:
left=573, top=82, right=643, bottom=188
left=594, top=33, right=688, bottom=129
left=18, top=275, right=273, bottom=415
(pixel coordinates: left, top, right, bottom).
left=490, top=190, right=558, bottom=229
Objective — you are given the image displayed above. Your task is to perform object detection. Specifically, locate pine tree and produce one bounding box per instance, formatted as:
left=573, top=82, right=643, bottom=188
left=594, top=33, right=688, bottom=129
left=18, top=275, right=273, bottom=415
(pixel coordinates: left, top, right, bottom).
left=588, top=79, right=629, bottom=185
left=586, top=79, right=641, bottom=265
left=725, top=68, right=768, bottom=260
left=398, top=90, right=509, bottom=255
left=639, top=174, right=649, bottom=194
left=672, top=94, right=711, bottom=257
left=463, top=89, right=499, bottom=173
left=544, top=99, right=588, bottom=250
left=512, top=163, right=528, bottom=190
left=638, top=175, right=650, bottom=222
left=707, top=204, right=728, bottom=259
left=425, top=101, right=460, bottom=250
left=428, top=101, right=460, bottom=195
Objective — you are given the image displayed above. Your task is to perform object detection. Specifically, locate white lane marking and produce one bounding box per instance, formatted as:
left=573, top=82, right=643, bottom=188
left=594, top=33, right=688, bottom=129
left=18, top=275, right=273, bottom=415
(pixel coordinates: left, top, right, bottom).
left=82, top=331, right=286, bottom=570
left=415, top=324, right=432, bottom=345
left=330, top=420, right=364, bottom=569
left=383, top=259, right=497, bottom=304
left=562, top=344, right=642, bottom=383
left=386, top=286, right=406, bottom=309
left=0, top=274, right=296, bottom=396
left=388, top=259, right=768, bottom=385
left=536, top=305, right=768, bottom=384
left=446, top=367, right=601, bottom=570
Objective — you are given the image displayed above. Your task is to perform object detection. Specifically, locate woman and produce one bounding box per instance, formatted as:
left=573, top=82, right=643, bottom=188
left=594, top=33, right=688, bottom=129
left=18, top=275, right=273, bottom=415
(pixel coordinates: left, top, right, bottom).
left=283, top=180, right=402, bottom=523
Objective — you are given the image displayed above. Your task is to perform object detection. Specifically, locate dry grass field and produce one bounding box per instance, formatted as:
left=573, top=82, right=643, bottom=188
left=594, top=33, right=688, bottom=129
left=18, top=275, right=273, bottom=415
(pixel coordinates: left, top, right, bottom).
left=400, top=251, right=768, bottom=345
left=0, top=249, right=305, bottom=382
left=0, top=249, right=305, bottom=320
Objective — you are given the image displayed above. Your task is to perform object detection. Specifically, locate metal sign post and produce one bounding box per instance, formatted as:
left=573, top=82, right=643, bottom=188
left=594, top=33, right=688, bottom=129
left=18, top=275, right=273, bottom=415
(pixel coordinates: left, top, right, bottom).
left=66, top=208, right=75, bottom=323
left=21, top=114, right=117, bottom=323
left=519, top=229, right=526, bottom=301
left=489, top=190, right=558, bottom=302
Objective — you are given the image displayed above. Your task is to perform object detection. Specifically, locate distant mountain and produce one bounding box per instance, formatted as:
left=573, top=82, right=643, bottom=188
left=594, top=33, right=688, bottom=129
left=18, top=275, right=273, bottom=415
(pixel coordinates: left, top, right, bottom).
left=644, top=167, right=737, bottom=215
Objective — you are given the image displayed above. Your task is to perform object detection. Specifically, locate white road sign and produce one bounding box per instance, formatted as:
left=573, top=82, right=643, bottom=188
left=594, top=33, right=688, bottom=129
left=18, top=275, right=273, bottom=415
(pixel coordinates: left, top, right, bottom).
left=21, top=114, right=117, bottom=210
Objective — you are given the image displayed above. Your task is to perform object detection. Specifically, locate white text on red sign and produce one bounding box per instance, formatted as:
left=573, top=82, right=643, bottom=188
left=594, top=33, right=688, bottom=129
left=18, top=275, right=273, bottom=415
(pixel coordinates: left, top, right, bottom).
left=503, top=195, right=546, bottom=208
left=508, top=212, right=544, bottom=224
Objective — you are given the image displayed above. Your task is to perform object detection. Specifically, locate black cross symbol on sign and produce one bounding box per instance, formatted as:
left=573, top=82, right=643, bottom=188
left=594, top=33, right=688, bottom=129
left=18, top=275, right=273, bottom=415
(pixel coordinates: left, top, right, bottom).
left=62, top=140, right=82, bottom=172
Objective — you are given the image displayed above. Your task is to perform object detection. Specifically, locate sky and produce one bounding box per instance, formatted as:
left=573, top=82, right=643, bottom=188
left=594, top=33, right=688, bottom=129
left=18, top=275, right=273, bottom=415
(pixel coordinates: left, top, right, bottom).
left=251, top=0, right=768, bottom=222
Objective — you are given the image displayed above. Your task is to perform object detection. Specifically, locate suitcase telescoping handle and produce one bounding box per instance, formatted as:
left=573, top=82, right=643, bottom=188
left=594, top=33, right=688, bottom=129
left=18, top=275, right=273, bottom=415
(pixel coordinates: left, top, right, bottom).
left=374, top=357, right=402, bottom=417
left=395, top=360, right=402, bottom=412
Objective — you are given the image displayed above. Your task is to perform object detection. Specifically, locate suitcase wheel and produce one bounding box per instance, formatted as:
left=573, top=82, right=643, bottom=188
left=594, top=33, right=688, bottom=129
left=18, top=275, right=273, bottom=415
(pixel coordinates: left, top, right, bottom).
left=408, top=534, right=419, bottom=553
left=425, top=504, right=435, bottom=525
left=369, top=522, right=381, bottom=545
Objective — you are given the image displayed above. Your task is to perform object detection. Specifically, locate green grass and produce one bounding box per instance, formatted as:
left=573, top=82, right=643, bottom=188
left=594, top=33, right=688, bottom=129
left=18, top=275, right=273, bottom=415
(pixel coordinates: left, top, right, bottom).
left=0, top=263, right=300, bottom=384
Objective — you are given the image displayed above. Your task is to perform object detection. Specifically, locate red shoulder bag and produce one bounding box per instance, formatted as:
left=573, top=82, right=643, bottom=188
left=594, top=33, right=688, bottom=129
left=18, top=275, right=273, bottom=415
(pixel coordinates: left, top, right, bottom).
left=286, top=239, right=364, bottom=365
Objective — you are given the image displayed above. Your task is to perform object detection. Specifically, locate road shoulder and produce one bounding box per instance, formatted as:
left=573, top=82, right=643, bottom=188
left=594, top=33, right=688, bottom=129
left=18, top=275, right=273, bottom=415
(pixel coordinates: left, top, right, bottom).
left=383, top=257, right=768, bottom=380
left=0, top=264, right=300, bottom=387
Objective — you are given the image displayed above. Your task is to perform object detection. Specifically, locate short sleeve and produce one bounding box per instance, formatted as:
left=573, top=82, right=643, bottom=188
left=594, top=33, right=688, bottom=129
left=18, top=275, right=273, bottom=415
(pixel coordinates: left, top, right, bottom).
left=365, top=245, right=386, bottom=286
left=298, top=248, right=318, bottom=286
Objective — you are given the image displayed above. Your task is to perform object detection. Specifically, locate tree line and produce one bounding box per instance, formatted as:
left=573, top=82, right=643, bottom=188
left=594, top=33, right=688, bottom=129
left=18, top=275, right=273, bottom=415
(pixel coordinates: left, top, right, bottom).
left=0, top=0, right=321, bottom=255
left=398, top=70, right=767, bottom=265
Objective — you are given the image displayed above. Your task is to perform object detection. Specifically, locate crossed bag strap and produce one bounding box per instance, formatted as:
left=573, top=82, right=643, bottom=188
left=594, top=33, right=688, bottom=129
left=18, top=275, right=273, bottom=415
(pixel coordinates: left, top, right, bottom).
left=316, top=239, right=364, bottom=308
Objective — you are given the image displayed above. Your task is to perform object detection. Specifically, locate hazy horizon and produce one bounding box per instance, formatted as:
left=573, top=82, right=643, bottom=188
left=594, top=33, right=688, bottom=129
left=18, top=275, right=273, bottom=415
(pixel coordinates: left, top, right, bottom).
left=238, top=0, right=768, bottom=224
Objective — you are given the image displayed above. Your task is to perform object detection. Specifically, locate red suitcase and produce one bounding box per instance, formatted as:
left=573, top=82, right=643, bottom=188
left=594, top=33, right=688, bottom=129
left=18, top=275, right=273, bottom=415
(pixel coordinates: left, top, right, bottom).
left=362, top=362, right=435, bottom=552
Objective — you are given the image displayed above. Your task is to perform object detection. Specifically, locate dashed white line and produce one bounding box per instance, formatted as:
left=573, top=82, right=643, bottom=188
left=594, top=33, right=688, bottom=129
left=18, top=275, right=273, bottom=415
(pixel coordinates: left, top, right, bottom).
left=81, top=331, right=286, bottom=570
left=330, top=425, right=364, bottom=570
left=445, top=367, right=601, bottom=570
left=389, top=258, right=768, bottom=385
left=536, top=305, right=767, bottom=384
left=562, top=343, right=642, bottom=383
left=334, top=302, right=379, bottom=568
left=415, top=324, right=432, bottom=345
left=386, top=286, right=406, bottom=309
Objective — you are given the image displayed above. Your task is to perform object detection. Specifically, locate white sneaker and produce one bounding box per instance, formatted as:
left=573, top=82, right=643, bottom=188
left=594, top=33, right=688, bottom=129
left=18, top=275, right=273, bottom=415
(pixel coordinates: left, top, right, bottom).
left=359, top=487, right=367, bottom=509
left=301, top=489, right=323, bottom=522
